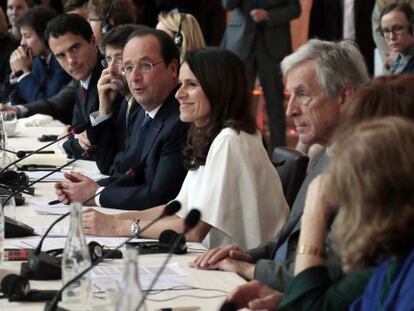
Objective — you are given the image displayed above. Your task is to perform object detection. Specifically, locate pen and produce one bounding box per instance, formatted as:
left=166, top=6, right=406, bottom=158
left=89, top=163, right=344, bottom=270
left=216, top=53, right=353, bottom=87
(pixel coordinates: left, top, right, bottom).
left=158, top=307, right=200, bottom=311
left=48, top=199, right=61, bottom=205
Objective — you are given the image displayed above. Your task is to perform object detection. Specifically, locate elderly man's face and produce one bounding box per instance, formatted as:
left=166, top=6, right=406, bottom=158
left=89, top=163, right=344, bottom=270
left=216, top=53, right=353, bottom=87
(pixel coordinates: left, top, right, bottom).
left=285, top=60, right=343, bottom=145
left=122, top=35, right=178, bottom=111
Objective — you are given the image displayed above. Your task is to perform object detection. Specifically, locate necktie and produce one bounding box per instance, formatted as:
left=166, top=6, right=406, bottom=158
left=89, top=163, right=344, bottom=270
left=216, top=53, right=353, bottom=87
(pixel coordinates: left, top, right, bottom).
left=136, top=114, right=152, bottom=159
left=79, top=86, right=87, bottom=103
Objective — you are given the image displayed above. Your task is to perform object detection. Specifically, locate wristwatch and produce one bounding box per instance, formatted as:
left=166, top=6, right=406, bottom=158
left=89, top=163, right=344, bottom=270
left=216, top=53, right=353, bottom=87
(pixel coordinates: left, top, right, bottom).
left=131, top=218, right=140, bottom=238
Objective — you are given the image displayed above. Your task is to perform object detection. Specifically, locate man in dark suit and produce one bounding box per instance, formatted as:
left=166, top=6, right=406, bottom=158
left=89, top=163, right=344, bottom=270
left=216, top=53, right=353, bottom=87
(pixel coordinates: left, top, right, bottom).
left=190, top=40, right=370, bottom=303
left=45, top=13, right=104, bottom=159
left=221, top=0, right=301, bottom=149
left=86, top=24, right=146, bottom=175
left=55, top=28, right=188, bottom=211
left=309, top=0, right=376, bottom=75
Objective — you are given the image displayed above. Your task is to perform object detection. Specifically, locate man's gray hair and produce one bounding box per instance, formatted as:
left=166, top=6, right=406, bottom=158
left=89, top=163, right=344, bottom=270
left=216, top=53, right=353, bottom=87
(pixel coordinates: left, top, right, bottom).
left=281, top=39, right=369, bottom=97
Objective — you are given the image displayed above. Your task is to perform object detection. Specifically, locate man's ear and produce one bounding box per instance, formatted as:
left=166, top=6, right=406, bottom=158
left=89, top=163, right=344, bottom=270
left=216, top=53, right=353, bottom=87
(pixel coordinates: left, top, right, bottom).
left=169, top=58, right=179, bottom=79
left=339, top=85, right=355, bottom=111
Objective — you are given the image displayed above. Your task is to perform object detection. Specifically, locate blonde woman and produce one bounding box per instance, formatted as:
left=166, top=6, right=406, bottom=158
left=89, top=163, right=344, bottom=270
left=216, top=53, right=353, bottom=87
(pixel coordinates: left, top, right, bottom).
left=156, top=12, right=205, bottom=62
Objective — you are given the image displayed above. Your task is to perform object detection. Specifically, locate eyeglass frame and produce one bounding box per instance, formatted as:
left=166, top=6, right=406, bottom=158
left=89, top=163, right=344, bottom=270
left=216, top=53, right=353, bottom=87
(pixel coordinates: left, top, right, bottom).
left=120, top=60, right=164, bottom=76
left=379, top=24, right=410, bottom=37
left=101, top=57, right=123, bottom=69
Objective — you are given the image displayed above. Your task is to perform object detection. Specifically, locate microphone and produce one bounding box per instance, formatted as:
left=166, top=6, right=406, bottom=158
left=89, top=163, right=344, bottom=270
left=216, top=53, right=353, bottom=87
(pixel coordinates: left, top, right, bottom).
left=0, top=274, right=57, bottom=302
left=137, top=209, right=201, bottom=310
left=21, top=167, right=139, bottom=280
left=0, top=147, right=26, bottom=159
left=0, top=148, right=54, bottom=159
left=44, top=201, right=181, bottom=311
left=3, top=158, right=79, bottom=239
left=0, top=122, right=88, bottom=174
left=220, top=302, right=238, bottom=311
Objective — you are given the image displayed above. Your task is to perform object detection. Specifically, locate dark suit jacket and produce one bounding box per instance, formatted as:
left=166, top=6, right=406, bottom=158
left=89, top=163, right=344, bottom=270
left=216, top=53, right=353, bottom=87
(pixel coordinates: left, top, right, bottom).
left=87, top=96, right=134, bottom=175
left=96, top=88, right=189, bottom=210
left=11, top=55, right=71, bottom=105
left=24, top=80, right=76, bottom=125
left=248, top=151, right=342, bottom=291
left=62, top=59, right=103, bottom=159
left=309, top=0, right=376, bottom=75
left=222, top=0, right=301, bottom=61
left=0, top=33, right=18, bottom=102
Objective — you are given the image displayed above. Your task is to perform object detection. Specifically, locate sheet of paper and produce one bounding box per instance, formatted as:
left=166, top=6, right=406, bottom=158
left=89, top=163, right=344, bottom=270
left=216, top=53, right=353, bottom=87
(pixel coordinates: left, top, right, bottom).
left=91, top=263, right=191, bottom=292
left=26, top=170, right=107, bottom=182
left=32, top=201, right=70, bottom=215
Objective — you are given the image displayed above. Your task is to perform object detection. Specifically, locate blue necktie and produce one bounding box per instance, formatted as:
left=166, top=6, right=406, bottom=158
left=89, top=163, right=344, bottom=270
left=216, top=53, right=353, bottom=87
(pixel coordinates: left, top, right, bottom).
left=136, top=114, right=152, bottom=159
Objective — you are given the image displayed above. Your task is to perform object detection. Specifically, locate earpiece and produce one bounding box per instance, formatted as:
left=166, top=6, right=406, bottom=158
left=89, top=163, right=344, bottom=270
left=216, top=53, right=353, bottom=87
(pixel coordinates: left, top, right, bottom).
left=45, top=241, right=122, bottom=263
left=173, top=13, right=185, bottom=47
left=101, top=0, right=116, bottom=35
left=159, top=229, right=187, bottom=254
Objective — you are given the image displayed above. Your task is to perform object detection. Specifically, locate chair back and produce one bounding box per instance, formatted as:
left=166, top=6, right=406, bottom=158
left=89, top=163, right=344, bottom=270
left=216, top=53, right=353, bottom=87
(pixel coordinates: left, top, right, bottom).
left=272, top=147, right=309, bottom=208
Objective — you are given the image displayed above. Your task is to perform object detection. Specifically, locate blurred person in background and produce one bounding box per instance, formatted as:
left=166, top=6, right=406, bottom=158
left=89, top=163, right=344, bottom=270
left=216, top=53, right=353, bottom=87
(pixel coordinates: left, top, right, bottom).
left=6, top=0, right=31, bottom=39
left=9, top=6, right=71, bottom=105
left=156, top=12, right=205, bottom=63
left=379, top=2, right=414, bottom=73
left=0, top=6, right=18, bottom=102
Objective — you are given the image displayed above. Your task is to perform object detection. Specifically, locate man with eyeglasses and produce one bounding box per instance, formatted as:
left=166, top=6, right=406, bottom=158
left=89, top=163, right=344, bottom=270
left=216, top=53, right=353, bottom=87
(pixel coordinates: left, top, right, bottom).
left=54, top=28, right=189, bottom=211
left=85, top=24, right=147, bottom=175
left=380, top=2, right=414, bottom=74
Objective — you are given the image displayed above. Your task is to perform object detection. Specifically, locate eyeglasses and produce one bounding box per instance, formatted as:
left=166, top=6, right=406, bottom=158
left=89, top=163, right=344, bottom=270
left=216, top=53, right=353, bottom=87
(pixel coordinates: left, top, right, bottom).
left=101, top=57, right=123, bottom=68
left=380, top=24, right=408, bottom=37
left=120, top=60, right=164, bottom=76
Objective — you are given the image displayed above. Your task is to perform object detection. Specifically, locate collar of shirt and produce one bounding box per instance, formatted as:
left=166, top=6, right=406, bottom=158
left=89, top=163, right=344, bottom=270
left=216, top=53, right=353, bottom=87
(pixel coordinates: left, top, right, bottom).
left=146, top=105, right=162, bottom=119
left=80, top=75, right=92, bottom=91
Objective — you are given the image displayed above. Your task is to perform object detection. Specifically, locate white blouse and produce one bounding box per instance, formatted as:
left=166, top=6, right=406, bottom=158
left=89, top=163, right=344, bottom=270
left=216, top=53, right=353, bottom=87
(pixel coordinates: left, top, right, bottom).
left=176, top=128, right=288, bottom=249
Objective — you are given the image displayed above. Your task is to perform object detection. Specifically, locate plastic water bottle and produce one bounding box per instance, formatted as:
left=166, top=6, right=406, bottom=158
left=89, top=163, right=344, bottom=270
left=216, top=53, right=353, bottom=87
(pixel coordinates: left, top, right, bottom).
left=115, top=247, right=147, bottom=311
left=61, top=202, right=91, bottom=304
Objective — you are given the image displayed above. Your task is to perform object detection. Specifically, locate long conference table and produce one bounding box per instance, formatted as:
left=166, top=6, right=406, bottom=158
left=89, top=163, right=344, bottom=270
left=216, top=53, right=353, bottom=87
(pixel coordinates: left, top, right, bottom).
left=0, top=116, right=246, bottom=310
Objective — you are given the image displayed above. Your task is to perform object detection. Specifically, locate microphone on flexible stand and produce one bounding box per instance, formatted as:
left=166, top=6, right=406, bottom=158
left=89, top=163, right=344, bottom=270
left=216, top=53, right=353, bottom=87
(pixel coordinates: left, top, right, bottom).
left=136, top=209, right=201, bottom=310
left=0, top=148, right=55, bottom=158
left=0, top=122, right=88, bottom=174
left=21, top=167, right=138, bottom=280
left=44, top=200, right=182, bottom=311
left=3, top=157, right=79, bottom=239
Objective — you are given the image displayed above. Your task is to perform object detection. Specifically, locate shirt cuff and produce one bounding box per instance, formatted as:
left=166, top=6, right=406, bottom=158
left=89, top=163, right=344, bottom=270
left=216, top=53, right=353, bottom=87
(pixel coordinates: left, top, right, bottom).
left=95, top=186, right=105, bottom=206
left=90, top=111, right=112, bottom=126
left=16, top=105, right=28, bottom=117
left=16, top=72, right=31, bottom=83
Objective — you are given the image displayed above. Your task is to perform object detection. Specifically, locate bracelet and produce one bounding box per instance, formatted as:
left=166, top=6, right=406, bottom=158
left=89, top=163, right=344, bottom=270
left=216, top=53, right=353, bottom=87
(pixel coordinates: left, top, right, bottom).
left=297, top=244, right=324, bottom=257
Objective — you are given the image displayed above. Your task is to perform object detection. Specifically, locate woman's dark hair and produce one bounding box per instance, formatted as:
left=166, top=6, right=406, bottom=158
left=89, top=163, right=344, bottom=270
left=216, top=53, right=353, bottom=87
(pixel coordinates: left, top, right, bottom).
left=16, top=5, right=56, bottom=43
left=183, top=47, right=256, bottom=170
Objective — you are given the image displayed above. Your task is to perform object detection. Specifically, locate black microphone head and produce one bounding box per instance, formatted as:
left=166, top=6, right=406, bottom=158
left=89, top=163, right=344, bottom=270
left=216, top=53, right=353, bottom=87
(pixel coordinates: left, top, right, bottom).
left=16, top=150, right=26, bottom=158
left=70, top=122, right=89, bottom=134
left=164, top=200, right=181, bottom=216
left=184, top=209, right=201, bottom=230
left=220, top=301, right=238, bottom=311
left=1, top=274, right=30, bottom=300
left=158, top=229, right=178, bottom=244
